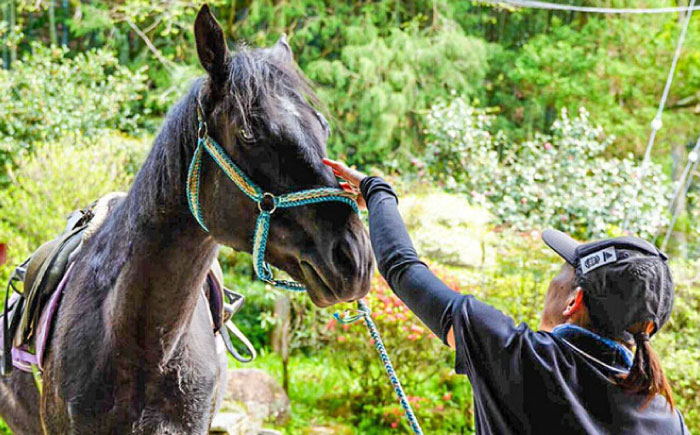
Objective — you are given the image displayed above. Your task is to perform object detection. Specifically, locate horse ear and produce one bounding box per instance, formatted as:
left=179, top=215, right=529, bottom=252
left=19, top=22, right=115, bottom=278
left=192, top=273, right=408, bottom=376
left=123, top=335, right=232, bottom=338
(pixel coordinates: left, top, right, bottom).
left=269, top=33, right=293, bottom=63
left=194, top=4, right=230, bottom=80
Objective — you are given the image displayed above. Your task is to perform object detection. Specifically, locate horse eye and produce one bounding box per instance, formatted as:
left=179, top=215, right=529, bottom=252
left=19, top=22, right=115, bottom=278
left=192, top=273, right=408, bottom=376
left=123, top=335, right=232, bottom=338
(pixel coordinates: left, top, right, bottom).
left=239, top=128, right=254, bottom=143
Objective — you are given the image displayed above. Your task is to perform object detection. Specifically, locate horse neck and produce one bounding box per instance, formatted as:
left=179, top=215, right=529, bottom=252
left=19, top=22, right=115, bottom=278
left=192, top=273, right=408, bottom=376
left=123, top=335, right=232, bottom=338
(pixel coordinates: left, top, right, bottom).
left=103, top=87, right=219, bottom=362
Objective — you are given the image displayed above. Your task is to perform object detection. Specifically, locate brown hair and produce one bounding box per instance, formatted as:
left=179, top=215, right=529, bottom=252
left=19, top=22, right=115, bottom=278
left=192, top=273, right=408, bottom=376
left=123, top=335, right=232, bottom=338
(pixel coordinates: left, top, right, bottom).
left=618, top=321, right=674, bottom=410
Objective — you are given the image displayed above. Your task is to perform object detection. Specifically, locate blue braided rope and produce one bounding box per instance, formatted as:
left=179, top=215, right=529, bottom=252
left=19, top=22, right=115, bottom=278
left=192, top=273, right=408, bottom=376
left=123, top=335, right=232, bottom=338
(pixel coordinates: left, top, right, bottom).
left=186, top=139, right=209, bottom=232
left=187, top=134, right=357, bottom=293
left=336, top=300, right=424, bottom=435
left=278, top=194, right=359, bottom=214
left=252, top=210, right=307, bottom=292
left=201, top=136, right=263, bottom=201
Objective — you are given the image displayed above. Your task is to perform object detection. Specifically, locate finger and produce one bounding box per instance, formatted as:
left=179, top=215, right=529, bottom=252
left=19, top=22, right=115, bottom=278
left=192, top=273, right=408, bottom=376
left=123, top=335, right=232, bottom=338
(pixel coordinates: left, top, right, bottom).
left=340, top=179, right=359, bottom=190
left=322, top=158, right=342, bottom=169
left=340, top=182, right=357, bottom=192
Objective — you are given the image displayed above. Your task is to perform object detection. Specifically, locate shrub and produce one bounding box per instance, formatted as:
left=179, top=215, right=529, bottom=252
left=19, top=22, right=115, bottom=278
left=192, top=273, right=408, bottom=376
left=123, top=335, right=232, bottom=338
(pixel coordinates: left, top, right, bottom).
left=399, top=190, right=493, bottom=267
left=0, top=133, right=149, bottom=286
left=424, top=99, right=672, bottom=239
left=655, top=259, right=700, bottom=430
left=329, top=268, right=472, bottom=434
left=0, top=43, right=148, bottom=176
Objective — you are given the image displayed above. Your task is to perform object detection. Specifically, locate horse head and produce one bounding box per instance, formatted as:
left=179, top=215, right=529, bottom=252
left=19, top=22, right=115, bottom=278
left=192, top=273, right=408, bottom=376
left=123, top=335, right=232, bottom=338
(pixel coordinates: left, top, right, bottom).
left=191, top=5, right=372, bottom=307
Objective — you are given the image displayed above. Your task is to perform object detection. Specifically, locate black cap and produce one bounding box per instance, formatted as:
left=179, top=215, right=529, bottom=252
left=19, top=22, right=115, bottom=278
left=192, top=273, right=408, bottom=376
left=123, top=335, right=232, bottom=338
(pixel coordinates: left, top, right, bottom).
left=542, top=229, right=674, bottom=339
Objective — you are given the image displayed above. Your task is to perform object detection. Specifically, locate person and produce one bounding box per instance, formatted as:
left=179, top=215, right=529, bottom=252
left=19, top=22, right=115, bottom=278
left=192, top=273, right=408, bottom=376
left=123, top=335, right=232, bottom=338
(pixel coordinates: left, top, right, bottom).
left=323, top=159, right=688, bottom=434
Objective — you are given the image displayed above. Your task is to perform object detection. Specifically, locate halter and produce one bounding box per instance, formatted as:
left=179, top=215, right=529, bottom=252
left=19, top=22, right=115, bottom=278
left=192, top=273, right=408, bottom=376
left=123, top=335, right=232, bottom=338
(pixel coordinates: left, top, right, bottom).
left=186, top=101, right=359, bottom=291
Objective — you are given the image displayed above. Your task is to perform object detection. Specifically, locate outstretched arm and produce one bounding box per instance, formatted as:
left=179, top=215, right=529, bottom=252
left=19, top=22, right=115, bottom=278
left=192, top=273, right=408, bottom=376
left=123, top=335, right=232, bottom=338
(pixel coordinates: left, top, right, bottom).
left=323, top=159, right=460, bottom=347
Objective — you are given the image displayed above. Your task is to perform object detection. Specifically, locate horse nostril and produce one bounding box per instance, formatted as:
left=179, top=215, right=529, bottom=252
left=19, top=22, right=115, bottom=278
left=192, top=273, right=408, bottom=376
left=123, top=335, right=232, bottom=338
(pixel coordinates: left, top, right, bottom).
left=332, top=239, right=356, bottom=273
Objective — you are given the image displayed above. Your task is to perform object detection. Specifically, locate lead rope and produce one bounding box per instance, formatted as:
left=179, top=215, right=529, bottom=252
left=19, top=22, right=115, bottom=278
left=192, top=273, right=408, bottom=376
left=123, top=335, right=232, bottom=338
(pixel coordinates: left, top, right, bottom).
left=188, top=99, right=423, bottom=434
left=335, top=300, right=424, bottom=435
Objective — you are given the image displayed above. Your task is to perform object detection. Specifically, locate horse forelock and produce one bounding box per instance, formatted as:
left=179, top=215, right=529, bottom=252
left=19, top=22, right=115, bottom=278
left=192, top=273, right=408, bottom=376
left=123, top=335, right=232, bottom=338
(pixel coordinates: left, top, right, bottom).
left=224, top=45, right=328, bottom=167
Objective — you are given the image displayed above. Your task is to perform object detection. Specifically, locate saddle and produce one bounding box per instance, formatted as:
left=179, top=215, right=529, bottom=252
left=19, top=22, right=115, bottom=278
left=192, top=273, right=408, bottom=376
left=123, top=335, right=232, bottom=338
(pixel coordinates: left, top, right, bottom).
left=1, top=193, right=255, bottom=376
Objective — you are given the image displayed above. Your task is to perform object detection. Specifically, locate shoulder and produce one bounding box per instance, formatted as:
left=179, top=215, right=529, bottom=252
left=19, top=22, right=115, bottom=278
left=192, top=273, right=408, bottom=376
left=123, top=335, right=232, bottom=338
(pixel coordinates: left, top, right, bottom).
left=452, top=295, right=569, bottom=370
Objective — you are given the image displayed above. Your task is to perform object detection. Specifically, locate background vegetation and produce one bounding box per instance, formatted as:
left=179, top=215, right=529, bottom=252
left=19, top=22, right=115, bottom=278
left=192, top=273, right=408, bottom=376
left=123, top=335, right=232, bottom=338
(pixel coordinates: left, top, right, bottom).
left=0, top=0, right=699, bottom=433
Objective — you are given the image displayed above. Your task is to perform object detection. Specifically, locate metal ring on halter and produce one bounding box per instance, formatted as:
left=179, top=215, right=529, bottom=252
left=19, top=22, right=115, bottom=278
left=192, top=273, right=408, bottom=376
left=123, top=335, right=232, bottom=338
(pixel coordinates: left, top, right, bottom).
left=198, top=122, right=208, bottom=139
left=257, top=192, right=277, bottom=214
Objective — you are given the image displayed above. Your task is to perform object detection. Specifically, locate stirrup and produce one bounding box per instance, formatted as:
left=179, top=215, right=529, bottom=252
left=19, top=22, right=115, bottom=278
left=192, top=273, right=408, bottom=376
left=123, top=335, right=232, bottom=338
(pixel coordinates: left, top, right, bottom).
left=221, top=319, right=257, bottom=363
left=220, top=289, right=256, bottom=363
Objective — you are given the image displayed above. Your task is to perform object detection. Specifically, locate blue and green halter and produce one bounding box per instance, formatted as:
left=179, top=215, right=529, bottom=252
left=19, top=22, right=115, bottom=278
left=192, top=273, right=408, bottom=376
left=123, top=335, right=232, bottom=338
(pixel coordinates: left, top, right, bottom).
left=186, top=101, right=359, bottom=291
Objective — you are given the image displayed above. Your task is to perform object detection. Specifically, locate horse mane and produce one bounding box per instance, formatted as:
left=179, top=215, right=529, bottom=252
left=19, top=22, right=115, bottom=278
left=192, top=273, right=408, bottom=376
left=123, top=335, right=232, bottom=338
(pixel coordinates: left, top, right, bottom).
left=124, top=79, right=202, bottom=231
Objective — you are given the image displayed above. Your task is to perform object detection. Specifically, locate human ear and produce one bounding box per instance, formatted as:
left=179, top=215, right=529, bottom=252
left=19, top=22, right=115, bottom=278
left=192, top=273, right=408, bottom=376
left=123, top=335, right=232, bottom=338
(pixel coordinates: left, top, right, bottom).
left=562, top=287, right=584, bottom=317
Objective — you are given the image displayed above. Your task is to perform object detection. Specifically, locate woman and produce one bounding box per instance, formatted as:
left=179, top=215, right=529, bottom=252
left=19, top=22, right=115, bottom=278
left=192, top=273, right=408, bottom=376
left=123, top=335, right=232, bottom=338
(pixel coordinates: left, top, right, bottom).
left=323, top=159, right=688, bottom=434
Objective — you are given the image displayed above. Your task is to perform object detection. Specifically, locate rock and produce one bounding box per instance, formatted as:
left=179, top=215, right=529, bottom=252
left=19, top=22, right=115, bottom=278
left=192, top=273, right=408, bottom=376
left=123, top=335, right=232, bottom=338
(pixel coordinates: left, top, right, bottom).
left=256, top=430, right=282, bottom=435
left=223, top=369, right=291, bottom=425
left=210, top=405, right=261, bottom=435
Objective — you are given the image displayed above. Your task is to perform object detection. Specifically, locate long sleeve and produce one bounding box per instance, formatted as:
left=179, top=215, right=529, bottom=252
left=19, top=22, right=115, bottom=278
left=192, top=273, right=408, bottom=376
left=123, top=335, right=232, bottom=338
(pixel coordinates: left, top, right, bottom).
left=360, top=176, right=465, bottom=344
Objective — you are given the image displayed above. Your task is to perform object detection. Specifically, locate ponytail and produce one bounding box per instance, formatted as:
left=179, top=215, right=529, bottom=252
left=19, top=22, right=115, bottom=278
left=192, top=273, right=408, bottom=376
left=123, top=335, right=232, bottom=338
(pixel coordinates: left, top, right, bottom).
left=618, top=323, right=674, bottom=411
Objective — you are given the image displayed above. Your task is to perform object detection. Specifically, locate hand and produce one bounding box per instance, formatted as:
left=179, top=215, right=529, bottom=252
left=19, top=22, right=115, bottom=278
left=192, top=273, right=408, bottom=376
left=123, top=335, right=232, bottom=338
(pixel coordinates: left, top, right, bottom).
left=322, top=158, right=367, bottom=209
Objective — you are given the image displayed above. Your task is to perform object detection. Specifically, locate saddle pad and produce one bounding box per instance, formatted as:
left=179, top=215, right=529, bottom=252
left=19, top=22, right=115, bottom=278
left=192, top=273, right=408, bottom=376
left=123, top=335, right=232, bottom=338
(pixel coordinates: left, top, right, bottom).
left=3, top=264, right=224, bottom=373
left=2, top=192, right=227, bottom=373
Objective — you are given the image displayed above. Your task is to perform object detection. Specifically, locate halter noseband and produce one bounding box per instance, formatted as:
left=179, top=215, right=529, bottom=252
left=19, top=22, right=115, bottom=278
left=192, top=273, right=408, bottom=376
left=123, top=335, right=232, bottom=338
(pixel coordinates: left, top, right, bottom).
left=186, top=99, right=359, bottom=291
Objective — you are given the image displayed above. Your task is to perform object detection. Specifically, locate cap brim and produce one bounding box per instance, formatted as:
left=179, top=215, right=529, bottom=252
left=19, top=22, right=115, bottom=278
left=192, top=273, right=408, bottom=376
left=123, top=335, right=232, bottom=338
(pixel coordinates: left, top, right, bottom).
left=542, top=229, right=580, bottom=265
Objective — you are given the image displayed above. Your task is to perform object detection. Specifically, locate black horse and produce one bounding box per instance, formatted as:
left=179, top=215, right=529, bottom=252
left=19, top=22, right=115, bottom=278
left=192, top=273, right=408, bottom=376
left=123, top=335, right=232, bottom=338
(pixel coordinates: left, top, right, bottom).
left=0, top=5, right=372, bottom=433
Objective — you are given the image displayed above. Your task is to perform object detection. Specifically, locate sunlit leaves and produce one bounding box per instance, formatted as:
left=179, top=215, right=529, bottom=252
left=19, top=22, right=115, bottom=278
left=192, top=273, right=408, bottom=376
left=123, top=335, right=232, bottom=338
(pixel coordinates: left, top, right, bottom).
left=0, top=43, right=148, bottom=172
left=424, top=98, right=671, bottom=239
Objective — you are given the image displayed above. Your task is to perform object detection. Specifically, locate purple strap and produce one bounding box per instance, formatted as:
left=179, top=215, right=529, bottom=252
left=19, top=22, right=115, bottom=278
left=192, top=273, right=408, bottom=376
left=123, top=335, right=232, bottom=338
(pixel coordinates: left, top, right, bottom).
left=206, top=272, right=224, bottom=332
left=5, top=262, right=220, bottom=373
left=11, top=347, right=37, bottom=372
left=35, top=262, right=75, bottom=371
left=0, top=295, right=37, bottom=372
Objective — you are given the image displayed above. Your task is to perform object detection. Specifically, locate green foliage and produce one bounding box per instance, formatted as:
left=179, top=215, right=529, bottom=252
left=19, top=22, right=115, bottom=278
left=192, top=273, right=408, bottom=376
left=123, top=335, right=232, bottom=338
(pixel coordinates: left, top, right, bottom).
left=424, top=99, right=672, bottom=239
left=655, top=259, right=700, bottom=429
left=4, top=0, right=700, bottom=169
left=399, top=189, right=493, bottom=267
left=304, top=18, right=488, bottom=166
left=0, top=44, right=148, bottom=175
left=329, top=270, right=471, bottom=434
left=0, top=134, right=149, bottom=285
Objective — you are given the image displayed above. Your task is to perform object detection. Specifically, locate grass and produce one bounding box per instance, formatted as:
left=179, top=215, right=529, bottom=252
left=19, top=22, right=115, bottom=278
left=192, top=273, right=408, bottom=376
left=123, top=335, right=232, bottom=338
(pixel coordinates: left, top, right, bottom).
left=229, top=346, right=475, bottom=434
left=230, top=350, right=361, bottom=434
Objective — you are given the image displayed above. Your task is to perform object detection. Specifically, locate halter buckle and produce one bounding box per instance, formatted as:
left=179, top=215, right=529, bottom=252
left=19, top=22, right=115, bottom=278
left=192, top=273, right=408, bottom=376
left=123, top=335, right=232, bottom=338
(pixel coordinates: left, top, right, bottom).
left=258, top=192, right=277, bottom=214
